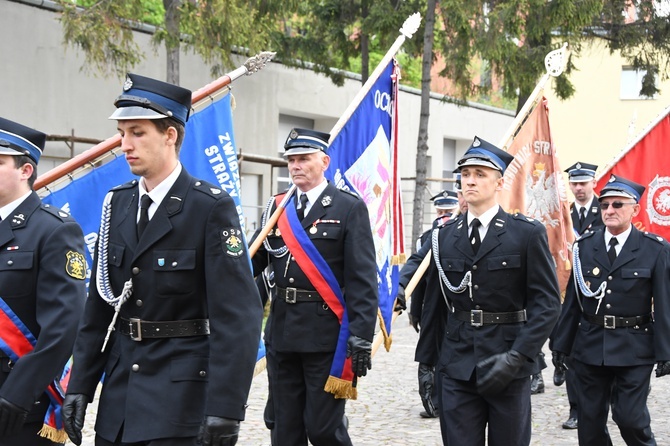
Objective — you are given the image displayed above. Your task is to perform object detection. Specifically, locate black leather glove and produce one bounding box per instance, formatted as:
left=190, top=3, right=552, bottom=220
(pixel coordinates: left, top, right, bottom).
left=656, top=360, right=670, bottom=378
left=197, top=416, right=240, bottom=446
left=62, top=393, right=90, bottom=445
left=408, top=312, right=420, bottom=333
left=476, top=350, right=526, bottom=395
left=394, top=285, right=407, bottom=313
left=0, top=397, right=28, bottom=438
left=552, top=351, right=568, bottom=386
left=346, top=335, right=372, bottom=377
left=418, top=363, right=437, bottom=417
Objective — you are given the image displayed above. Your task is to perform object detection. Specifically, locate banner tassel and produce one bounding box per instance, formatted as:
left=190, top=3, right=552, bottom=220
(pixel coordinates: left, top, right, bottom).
left=38, top=425, right=68, bottom=444
left=324, top=376, right=358, bottom=400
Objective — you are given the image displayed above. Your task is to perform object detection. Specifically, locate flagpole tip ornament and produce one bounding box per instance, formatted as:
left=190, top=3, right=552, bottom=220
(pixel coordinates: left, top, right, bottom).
left=565, top=162, right=598, bottom=183
left=0, top=116, right=46, bottom=164
left=243, top=51, right=276, bottom=75
left=456, top=136, right=514, bottom=174
left=110, top=73, right=192, bottom=126
left=599, top=174, right=645, bottom=202
left=544, top=43, right=569, bottom=77
left=400, top=12, right=422, bottom=39
left=283, top=128, right=331, bottom=157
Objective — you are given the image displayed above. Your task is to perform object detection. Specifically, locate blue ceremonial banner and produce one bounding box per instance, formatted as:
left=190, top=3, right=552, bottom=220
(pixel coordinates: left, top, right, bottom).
left=325, top=61, right=401, bottom=345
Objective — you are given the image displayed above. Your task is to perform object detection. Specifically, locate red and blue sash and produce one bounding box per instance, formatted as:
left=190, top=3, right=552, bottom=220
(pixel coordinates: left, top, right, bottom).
left=0, top=298, right=69, bottom=443
left=275, top=194, right=357, bottom=399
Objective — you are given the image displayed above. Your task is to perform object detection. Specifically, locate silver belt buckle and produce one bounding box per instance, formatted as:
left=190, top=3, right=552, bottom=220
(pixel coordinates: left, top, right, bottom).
left=604, top=315, right=616, bottom=329
left=470, top=309, right=483, bottom=327
left=129, top=318, right=143, bottom=341
left=285, top=287, right=297, bottom=304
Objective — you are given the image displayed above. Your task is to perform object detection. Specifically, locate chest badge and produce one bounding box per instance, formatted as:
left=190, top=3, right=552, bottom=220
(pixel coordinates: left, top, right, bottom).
left=592, top=266, right=600, bottom=276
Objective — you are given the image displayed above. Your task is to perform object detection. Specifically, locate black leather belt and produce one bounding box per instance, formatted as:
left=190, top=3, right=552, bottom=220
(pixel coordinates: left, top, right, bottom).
left=276, top=287, right=322, bottom=304
left=583, top=313, right=652, bottom=329
left=119, top=317, right=210, bottom=341
left=453, top=309, right=527, bottom=327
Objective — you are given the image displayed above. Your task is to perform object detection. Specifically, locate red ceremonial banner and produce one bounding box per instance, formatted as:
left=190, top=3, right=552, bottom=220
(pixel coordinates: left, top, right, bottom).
left=596, top=106, right=670, bottom=241
left=498, top=98, right=575, bottom=293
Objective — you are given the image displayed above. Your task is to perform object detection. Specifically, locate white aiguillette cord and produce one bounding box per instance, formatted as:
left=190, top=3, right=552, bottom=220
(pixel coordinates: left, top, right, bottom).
left=96, top=191, right=134, bottom=352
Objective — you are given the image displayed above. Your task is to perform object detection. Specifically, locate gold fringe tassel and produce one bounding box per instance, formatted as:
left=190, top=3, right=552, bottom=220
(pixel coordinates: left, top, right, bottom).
left=377, top=309, right=392, bottom=352
left=324, top=376, right=358, bottom=400
left=391, top=253, right=407, bottom=266
left=38, top=425, right=68, bottom=444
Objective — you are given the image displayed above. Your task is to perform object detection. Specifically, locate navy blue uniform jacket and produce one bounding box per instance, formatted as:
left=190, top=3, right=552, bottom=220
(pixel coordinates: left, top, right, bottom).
left=67, top=170, right=263, bottom=443
left=553, top=227, right=670, bottom=366
left=419, top=209, right=561, bottom=381
left=252, top=182, right=378, bottom=352
left=0, top=192, right=86, bottom=423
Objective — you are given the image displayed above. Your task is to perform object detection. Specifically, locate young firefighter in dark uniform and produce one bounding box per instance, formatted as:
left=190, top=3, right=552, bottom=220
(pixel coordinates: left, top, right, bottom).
left=402, top=136, right=561, bottom=445
left=552, top=175, right=670, bottom=446
left=550, top=161, right=604, bottom=430
left=0, top=118, right=86, bottom=446
left=409, top=189, right=459, bottom=419
left=62, top=74, right=263, bottom=446
left=566, top=162, right=604, bottom=236
left=252, top=128, right=378, bottom=446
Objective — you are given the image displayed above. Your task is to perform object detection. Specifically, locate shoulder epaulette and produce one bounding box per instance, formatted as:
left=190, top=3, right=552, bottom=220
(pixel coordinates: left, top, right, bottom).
left=643, top=231, right=669, bottom=245
left=512, top=212, right=540, bottom=226
left=193, top=179, right=225, bottom=198
left=339, top=188, right=361, bottom=200
left=40, top=204, right=75, bottom=222
left=575, top=230, right=596, bottom=242
left=111, top=179, right=138, bottom=191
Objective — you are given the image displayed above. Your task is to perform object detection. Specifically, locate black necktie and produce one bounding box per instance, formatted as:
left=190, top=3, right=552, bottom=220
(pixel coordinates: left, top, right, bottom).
left=470, top=218, right=482, bottom=254
left=297, top=194, right=308, bottom=221
left=137, top=194, right=152, bottom=238
left=579, top=207, right=586, bottom=226
left=607, top=237, right=618, bottom=265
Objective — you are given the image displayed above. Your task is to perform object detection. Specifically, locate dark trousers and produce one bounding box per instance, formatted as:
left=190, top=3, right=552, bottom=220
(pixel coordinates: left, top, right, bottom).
left=565, top=356, right=579, bottom=418
left=95, top=435, right=197, bottom=446
left=439, top=370, right=531, bottom=446
left=573, top=359, right=655, bottom=446
left=0, top=422, right=63, bottom=446
left=267, top=348, right=351, bottom=446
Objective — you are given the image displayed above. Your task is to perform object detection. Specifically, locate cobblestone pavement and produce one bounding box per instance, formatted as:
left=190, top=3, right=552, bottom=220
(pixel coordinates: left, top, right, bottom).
left=81, top=319, right=669, bottom=445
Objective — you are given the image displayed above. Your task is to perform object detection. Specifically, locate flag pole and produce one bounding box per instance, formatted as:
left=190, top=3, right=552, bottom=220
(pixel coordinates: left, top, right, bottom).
left=379, top=43, right=570, bottom=350
left=35, top=51, right=276, bottom=192
left=249, top=12, right=422, bottom=257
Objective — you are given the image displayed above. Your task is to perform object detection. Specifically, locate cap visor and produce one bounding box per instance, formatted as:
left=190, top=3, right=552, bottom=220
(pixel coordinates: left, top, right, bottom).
left=599, top=190, right=637, bottom=201
left=569, top=175, right=595, bottom=182
left=283, top=147, right=321, bottom=157
left=458, top=158, right=501, bottom=171
left=0, top=146, right=23, bottom=157
left=109, top=106, right=168, bottom=121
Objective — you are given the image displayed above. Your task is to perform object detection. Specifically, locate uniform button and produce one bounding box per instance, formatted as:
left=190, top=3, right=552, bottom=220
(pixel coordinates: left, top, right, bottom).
left=199, top=370, right=207, bottom=377
left=502, top=261, right=507, bottom=267
left=473, top=284, right=479, bottom=290
left=195, top=181, right=202, bottom=186
left=323, top=232, right=327, bottom=236
left=472, top=265, right=478, bottom=271
left=7, top=260, right=13, bottom=266
left=606, top=289, right=612, bottom=294
left=132, top=266, right=140, bottom=275
left=634, top=272, right=638, bottom=276
left=288, top=278, right=295, bottom=283
left=605, top=304, right=611, bottom=309
left=132, top=364, right=140, bottom=372
left=172, top=261, right=178, bottom=267
left=608, top=276, right=613, bottom=280
left=136, top=300, right=143, bottom=307
left=475, top=305, right=481, bottom=310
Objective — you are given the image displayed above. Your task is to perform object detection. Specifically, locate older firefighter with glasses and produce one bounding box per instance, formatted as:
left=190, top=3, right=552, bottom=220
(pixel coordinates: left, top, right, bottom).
left=552, top=174, right=670, bottom=446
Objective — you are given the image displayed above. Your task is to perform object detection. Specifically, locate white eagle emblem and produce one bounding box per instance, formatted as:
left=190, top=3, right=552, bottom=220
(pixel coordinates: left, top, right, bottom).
left=525, top=162, right=560, bottom=227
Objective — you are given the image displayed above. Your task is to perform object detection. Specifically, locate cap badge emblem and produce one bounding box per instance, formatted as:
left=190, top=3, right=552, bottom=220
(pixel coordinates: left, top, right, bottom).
left=290, top=129, right=299, bottom=139
left=575, top=163, right=582, bottom=169
left=609, top=175, right=616, bottom=183
left=123, top=76, right=133, bottom=91
left=472, top=137, right=481, bottom=147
